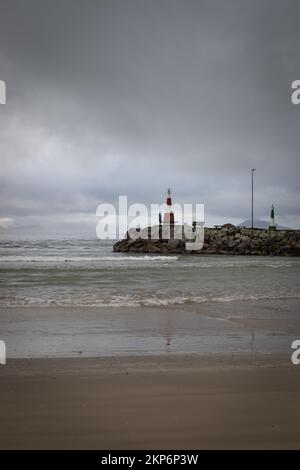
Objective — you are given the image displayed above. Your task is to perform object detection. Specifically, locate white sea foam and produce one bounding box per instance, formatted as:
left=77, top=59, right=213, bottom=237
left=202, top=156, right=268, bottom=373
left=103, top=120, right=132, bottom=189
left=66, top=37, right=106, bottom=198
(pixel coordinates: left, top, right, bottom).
left=0, top=255, right=178, bottom=263
left=1, top=292, right=300, bottom=308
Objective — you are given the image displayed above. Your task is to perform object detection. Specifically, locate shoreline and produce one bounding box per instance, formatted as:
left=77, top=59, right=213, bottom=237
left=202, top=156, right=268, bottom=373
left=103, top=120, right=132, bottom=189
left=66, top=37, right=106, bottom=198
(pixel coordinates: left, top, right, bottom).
left=0, top=299, right=300, bottom=359
left=1, top=298, right=300, bottom=358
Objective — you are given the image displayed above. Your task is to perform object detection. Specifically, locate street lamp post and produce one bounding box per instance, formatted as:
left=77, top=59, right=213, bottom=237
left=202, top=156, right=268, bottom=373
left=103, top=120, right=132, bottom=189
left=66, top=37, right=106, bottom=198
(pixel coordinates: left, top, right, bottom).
left=251, top=168, right=256, bottom=229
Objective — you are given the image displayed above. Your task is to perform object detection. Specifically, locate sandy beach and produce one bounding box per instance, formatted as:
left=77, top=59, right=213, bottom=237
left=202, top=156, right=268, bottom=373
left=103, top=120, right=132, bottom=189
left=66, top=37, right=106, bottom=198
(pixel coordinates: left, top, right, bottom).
left=1, top=354, right=300, bottom=449
left=1, top=299, right=300, bottom=449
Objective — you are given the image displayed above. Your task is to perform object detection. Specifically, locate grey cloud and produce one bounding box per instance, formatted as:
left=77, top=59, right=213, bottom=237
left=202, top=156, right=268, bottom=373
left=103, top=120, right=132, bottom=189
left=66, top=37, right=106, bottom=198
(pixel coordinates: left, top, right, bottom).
left=0, top=0, right=299, bottom=232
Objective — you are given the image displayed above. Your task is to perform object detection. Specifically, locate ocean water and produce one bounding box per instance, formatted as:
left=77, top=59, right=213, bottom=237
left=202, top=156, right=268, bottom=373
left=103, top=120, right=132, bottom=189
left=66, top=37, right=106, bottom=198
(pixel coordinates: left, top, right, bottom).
left=1, top=237, right=300, bottom=358
left=0, top=237, right=300, bottom=308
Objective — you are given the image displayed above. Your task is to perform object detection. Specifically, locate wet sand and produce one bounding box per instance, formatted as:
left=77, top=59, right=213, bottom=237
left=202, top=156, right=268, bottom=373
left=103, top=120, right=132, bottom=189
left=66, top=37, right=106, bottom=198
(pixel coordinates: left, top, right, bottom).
left=1, top=300, right=300, bottom=449
left=1, top=299, right=300, bottom=358
left=1, top=355, right=300, bottom=449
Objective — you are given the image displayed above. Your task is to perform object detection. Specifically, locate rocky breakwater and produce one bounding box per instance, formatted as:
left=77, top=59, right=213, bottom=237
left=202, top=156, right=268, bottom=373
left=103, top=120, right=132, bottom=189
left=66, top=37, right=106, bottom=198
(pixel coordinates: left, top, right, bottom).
left=113, top=225, right=300, bottom=256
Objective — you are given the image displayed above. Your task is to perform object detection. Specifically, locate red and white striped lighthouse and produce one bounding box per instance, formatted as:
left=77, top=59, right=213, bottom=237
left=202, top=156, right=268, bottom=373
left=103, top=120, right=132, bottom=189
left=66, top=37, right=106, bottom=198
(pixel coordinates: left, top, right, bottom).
left=163, top=188, right=175, bottom=224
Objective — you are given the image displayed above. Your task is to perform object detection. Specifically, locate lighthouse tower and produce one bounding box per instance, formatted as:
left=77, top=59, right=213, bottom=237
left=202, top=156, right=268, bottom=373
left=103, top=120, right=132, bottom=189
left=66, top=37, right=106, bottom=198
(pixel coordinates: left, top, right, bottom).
left=269, top=204, right=276, bottom=231
left=163, top=188, right=175, bottom=224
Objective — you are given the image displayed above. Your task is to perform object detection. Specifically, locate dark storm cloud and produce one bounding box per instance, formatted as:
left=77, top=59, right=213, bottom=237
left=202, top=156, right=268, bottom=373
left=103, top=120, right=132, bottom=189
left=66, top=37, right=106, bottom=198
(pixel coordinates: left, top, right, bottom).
left=0, top=0, right=299, bottom=231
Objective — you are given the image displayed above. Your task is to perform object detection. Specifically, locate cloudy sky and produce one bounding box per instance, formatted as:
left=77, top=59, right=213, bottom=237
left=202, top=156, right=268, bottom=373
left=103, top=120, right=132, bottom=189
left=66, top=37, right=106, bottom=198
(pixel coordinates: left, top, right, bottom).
left=0, top=0, right=299, bottom=235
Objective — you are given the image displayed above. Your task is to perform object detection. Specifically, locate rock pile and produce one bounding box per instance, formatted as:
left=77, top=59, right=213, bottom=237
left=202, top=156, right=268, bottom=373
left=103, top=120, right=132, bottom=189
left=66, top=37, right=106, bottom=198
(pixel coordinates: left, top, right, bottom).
left=113, top=226, right=300, bottom=256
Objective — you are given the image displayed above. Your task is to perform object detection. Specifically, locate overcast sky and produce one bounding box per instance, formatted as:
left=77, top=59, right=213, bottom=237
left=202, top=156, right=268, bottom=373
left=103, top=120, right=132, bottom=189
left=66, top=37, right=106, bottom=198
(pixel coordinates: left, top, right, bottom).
left=0, top=0, right=299, bottom=235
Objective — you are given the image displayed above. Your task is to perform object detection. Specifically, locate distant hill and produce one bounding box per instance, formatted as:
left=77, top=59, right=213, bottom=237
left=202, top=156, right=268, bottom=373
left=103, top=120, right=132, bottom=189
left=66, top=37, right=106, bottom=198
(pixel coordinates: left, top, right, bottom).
left=237, top=219, right=289, bottom=230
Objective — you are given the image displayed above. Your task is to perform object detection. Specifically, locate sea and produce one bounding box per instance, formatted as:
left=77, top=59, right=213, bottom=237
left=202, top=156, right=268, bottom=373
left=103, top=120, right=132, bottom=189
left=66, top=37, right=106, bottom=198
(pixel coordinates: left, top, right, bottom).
left=0, top=236, right=300, bottom=358
left=0, top=237, right=300, bottom=308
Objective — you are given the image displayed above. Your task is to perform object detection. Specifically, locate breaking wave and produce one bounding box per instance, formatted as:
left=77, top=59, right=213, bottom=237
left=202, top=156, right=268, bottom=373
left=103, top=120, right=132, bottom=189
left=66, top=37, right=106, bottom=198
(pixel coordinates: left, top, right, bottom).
left=0, top=255, right=179, bottom=263
left=1, top=292, right=300, bottom=308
